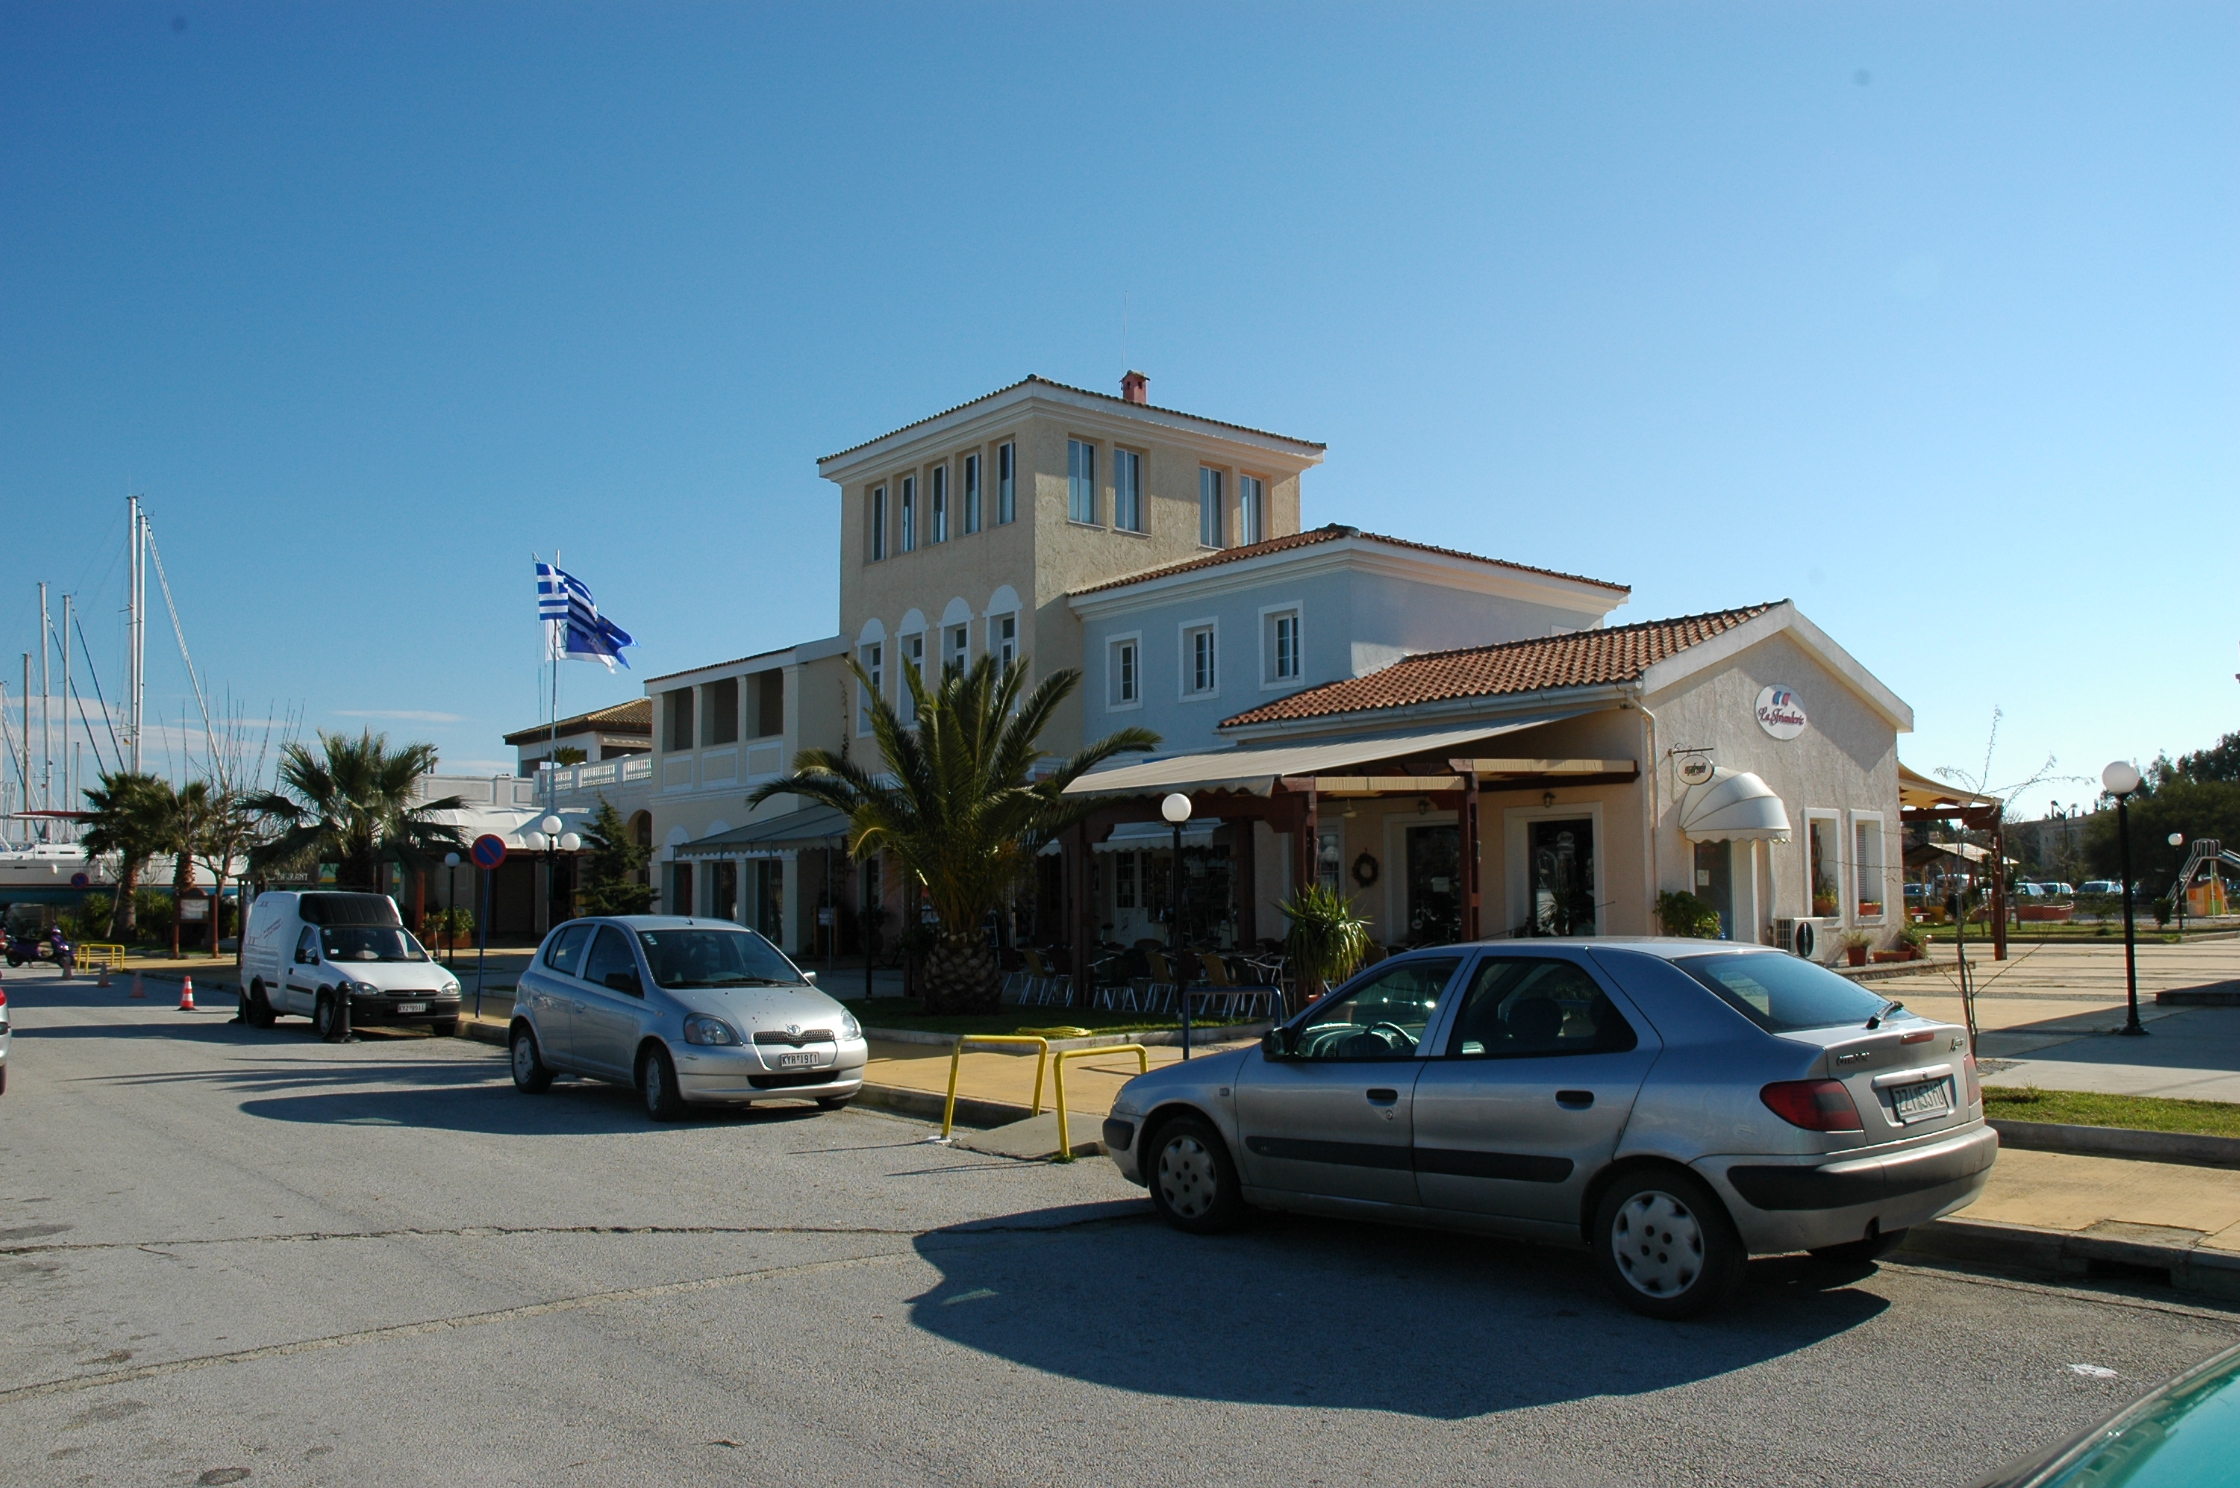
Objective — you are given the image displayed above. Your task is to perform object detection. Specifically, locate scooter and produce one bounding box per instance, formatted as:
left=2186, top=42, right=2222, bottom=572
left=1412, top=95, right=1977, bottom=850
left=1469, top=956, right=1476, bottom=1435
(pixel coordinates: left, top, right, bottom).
left=4, top=930, right=71, bottom=969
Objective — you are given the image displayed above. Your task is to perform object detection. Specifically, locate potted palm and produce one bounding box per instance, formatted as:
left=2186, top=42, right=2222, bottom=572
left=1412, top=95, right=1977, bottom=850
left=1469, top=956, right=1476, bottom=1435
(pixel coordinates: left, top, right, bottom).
left=1278, top=884, right=1371, bottom=1013
left=1838, top=928, right=1873, bottom=967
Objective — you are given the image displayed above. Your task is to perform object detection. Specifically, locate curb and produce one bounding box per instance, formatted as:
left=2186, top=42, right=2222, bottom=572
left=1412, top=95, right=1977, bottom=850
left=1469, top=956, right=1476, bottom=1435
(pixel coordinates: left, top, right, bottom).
left=1902, top=1216, right=2240, bottom=1300
left=1990, top=1118, right=2240, bottom=1168
left=851, top=1082, right=1034, bottom=1130
left=865, top=1022, right=1270, bottom=1051
left=2157, top=985, right=2240, bottom=1007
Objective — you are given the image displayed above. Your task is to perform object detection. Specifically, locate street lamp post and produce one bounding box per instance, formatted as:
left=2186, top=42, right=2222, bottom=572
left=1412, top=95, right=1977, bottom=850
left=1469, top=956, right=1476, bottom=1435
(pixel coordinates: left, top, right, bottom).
left=529, top=814, right=582, bottom=935
left=2170, top=833, right=2187, bottom=934
left=2104, top=761, right=2147, bottom=1036
left=1162, top=792, right=1194, bottom=1059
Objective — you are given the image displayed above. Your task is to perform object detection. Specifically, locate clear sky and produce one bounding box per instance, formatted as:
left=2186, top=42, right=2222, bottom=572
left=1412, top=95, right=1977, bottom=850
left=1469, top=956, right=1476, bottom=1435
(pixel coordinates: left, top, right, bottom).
left=2, top=3, right=2232, bottom=817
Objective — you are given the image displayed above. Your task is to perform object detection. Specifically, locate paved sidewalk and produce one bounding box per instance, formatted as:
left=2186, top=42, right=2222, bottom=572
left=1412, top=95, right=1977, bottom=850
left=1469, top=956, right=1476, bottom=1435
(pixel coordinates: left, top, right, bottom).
left=862, top=1035, right=1252, bottom=1118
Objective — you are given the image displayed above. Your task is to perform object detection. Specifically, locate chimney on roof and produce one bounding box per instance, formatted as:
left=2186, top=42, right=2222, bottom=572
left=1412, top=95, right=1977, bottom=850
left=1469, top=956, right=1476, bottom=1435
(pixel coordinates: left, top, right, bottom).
left=1120, top=370, right=1149, bottom=404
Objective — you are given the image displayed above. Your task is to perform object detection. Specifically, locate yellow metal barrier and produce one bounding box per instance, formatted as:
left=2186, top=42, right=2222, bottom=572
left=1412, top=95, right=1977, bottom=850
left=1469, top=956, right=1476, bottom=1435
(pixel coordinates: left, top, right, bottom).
left=1052, top=1043, right=1150, bottom=1160
left=78, top=943, right=126, bottom=972
left=941, top=1035, right=1051, bottom=1140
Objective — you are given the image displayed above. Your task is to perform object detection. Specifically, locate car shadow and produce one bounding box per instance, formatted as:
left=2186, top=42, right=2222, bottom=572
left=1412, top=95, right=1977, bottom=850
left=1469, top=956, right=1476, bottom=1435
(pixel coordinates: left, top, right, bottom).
left=235, top=1074, right=832, bottom=1137
left=907, top=1207, right=1892, bottom=1417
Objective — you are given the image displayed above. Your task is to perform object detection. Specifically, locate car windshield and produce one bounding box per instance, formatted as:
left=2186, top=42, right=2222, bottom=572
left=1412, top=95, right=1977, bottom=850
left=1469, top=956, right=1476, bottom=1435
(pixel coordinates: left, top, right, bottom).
left=319, top=925, right=428, bottom=962
left=1674, top=952, right=1902, bottom=1033
left=636, top=928, right=804, bottom=989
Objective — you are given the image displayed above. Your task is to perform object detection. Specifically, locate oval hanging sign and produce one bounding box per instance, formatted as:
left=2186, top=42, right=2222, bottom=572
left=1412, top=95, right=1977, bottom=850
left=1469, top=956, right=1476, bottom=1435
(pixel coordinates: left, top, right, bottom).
left=1754, top=685, right=1807, bottom=740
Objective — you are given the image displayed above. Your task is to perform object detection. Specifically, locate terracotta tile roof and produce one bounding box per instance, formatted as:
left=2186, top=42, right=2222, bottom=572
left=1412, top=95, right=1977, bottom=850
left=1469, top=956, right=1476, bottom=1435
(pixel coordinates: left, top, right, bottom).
left=1219, top=602, right=1781, bottom=729
left=817, top=374, right=1325, bottom=466
left=503, top=697, right=653, bottom=745
left=1071, top=523, right=1629, bottom=598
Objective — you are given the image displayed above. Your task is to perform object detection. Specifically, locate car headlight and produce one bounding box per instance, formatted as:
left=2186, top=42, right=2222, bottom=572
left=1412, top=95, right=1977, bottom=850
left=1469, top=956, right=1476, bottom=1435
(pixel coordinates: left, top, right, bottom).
left=351, top=981, right=381, bottom=997
left=683, top=1013, right=740, bottom=1046
left=439, top=981, right=459, bottom=996
left=840, top=1010, right=862, bottom=1041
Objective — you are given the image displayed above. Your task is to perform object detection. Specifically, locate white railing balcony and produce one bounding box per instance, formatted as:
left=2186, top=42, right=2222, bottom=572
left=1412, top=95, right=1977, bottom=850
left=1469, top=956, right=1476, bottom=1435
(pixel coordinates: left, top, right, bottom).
left=539, top=755, right=654, bottom=802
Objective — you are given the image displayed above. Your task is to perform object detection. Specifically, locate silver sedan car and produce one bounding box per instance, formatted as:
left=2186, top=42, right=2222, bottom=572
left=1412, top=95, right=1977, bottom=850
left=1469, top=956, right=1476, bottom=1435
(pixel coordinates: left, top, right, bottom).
left=1103, top=938, right=1996, bottom=1318
left=508, top=916, right=867, bottom=1120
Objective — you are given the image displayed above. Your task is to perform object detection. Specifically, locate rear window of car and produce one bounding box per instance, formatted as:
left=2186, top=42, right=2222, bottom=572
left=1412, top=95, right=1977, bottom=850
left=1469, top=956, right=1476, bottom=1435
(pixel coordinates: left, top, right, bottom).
left=1673, top=952, right=1898, bottom=1033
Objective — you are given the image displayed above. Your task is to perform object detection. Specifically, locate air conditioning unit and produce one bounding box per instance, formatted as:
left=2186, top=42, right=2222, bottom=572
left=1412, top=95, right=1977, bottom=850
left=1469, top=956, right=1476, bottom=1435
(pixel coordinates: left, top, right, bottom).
left=1773, top=917, right=1820, bottom=960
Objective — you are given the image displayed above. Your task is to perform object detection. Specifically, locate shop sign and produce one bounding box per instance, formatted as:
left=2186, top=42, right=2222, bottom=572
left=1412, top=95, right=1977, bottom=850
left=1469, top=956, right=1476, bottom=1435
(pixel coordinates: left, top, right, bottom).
left=1754, top=685, right=1807, bottom=740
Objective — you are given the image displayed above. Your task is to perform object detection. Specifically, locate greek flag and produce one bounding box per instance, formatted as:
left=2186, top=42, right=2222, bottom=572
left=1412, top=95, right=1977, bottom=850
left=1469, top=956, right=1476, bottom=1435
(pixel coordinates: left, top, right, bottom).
left=535, top=560, right=635, bottom=671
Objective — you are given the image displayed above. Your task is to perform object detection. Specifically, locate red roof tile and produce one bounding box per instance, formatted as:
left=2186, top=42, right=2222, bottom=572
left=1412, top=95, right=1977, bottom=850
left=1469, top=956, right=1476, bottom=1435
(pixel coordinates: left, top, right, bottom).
left=817, top=375, right=1325, bottom=466
left=1219, top=603, right=1780, bottom=729
left=1072, top=524, right=1629, bottom=598
left=504, top=697, right=653, bottom=745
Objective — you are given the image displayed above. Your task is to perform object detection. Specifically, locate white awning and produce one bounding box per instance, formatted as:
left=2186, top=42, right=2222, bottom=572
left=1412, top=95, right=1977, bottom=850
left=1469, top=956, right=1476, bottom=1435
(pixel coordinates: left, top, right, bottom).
left=1678, top=769, right=1792, bottom=842
left=1062, top=712, right=1589, bottom=798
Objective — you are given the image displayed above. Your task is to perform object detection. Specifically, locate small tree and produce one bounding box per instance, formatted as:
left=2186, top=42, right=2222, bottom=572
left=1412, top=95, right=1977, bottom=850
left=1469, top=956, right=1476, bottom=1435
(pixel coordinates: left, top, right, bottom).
left=248, top=730, right=466, bottom=891
left=1279, top=884, right=1371, bottom=1012
left=1655, top=890, right=1722, bottom=938
left=79, top=771, right=169, bottom=941
left=577, top=798, right=655, bottom=916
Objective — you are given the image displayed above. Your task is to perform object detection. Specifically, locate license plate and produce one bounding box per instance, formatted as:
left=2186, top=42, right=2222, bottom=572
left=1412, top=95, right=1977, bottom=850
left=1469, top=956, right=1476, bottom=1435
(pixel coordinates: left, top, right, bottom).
left=769, top=1051, right=825, bottom=1070
left=1891, top=1077, right=1953, bottom=1123
left=395, top=1002, right=427, bottom=1014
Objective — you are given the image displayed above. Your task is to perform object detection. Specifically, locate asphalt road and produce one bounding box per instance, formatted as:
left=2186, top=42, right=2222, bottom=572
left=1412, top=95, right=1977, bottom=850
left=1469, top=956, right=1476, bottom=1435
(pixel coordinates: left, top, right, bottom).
left=4, top=964, right=2237, bottom=1488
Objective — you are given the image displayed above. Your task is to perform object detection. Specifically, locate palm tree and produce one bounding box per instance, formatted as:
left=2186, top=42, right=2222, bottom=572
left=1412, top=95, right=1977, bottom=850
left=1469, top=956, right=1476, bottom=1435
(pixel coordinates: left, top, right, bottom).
left=148, top=778, right=215, bottom=958
left=79, top=770, right=168, bottom=941
left=248, top=730, right=467, bottom=892
left=752, top=654, right=1158, bottom=1013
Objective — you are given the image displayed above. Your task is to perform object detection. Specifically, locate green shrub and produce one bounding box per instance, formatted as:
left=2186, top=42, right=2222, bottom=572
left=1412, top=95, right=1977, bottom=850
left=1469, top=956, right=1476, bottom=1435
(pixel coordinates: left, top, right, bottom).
left=1655, top=890, right=1721, bottom=938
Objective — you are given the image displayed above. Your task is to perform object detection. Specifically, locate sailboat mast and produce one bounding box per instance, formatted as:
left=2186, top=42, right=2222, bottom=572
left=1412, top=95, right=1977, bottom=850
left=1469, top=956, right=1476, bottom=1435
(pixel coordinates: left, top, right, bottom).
left=60, top=592, right=72, bottom=819
left=128, top=494, right=145, bottom=774
left=38, top=581, right=51, bottom=824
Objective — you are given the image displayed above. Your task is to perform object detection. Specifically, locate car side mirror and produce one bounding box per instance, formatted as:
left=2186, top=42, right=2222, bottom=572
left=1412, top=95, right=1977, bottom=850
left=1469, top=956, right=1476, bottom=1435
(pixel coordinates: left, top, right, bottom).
left=604, top=970, right=642, bottom=997
left=801, top=970, right=818, bottom=986
left=1262, top=1027, right=1293, bottom=1059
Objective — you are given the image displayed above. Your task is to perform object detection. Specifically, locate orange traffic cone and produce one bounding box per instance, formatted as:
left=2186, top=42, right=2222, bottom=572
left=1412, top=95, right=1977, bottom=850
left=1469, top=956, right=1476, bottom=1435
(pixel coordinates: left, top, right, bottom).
left=178, top=977, right=196, bottom=1013
left=130, top=971, right=145, bottom=999
left=98, top=965, right=111, bottom=988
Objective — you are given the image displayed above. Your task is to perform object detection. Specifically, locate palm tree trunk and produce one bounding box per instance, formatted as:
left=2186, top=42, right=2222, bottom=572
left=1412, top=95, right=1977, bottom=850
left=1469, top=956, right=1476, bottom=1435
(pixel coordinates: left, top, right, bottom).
left=923, top=930, right=1001, bottom=1015
left=110, top=860, right=139, bottom=940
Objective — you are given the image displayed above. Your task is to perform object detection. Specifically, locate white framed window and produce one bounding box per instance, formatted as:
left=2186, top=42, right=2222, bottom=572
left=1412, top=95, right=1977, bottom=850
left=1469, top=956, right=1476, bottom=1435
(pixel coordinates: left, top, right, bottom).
left=1068, top=439, right=1098, bottom=524
left=899, top=475, right=917, bottom=552
left=1114, top=851, right=1137, bottom=908
left=1238, top=473, right=1265, bottom=545
left=1852, top=812, right=1887, bottom=921
left=1112, top=447, right=1144, bottom=533
left=1180, top=620, right=1218, bottom=698
left=996, top=441, right=1016, bottom=524
left=945, top=623, right=969, bottom=677
left=856, top=643, right=883, bottom=736
left=962, top=452, right=981, bottom=534
left=1108, top=634, right=1141, bottom=710
left=1198, top=468, right=1224, bottom=547
left=990, top=612, right=1016, bottom=668
left=1260, top=603, right=1302, bottom=686
left=900, top=632, right=926, bottom=723
left=869, top=485, right=887, bottom=561
left=929, top=464, right=948, bottom=544
left=1805, top=810, right=1842, bottom=922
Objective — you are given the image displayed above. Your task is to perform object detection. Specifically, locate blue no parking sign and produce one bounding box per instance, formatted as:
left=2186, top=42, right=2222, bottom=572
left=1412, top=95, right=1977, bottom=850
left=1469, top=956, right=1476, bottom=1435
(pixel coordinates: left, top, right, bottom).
left=470, top=834, right=508, bottom=870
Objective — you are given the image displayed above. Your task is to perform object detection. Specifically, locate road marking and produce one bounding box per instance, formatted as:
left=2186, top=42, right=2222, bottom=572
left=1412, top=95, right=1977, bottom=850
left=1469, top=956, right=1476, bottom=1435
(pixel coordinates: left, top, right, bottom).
left=0, top=1249, right=911, bottom=1407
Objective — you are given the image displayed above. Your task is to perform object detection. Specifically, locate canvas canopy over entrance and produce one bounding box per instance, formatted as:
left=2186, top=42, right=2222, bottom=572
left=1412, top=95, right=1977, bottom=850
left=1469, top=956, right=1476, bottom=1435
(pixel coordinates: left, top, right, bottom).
left=1678, top=769, right=1791, bottom=843
left=1060, top=712, right=1590, bottom=798
left=675, top=805, right=851, bottom=862
left=1899, top=763, right=1999, bottom=816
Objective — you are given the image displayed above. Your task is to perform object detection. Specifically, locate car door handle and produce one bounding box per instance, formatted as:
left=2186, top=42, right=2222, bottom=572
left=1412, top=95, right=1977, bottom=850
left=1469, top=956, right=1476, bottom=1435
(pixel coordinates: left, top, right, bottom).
left=1365, top=1088, right=1399, bottom=1105
left=1556, top=1090, right=1595, bottom=1109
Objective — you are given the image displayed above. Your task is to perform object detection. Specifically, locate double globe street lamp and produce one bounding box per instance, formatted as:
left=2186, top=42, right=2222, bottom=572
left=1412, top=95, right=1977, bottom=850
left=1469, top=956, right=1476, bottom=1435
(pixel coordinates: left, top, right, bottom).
left=522, top=814, right=582, bottom=933
left=2102, top=761, right=2147, bottom=1037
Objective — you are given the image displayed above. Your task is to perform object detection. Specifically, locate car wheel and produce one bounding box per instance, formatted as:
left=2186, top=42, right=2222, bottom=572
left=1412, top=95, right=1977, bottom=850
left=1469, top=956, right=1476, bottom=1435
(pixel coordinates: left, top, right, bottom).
left=639, top=1045, right=687, bottom=1122
left=510, top=1026, right=554, bottom=1093
left=1145, top=1114, right=1246, bottom=1235
left=1592, top=1169, right=1745, bottom=1320
left=1809, top=1227, right=1907, bottom=1266
left=247, top=981, right=277, bottom=1029
left=815, top=1094, right=853, bottom=1111
left=430, top=1018, right=459, bottom=1038
left=0, top=1065, right=8, bottom=1095
left=312, top=991, right=338, bottom=1041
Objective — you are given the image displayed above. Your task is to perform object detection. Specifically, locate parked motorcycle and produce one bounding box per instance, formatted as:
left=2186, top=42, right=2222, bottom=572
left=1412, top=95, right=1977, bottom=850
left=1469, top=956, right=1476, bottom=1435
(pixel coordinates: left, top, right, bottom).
left=4, top=928, right=72, bottom=969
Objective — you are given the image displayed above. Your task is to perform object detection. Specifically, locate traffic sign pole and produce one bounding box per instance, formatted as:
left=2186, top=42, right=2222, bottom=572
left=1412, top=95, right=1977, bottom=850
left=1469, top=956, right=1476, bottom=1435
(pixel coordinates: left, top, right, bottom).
left=469, top=835, right=507, bottom=1019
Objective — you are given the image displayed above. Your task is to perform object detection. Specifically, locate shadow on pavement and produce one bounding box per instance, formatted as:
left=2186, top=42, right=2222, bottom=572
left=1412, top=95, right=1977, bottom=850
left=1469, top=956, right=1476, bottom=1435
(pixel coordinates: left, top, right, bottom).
left=907, top=1207, right=1890, bottom=1417
left=235, top=1074, right=832, bottom=1137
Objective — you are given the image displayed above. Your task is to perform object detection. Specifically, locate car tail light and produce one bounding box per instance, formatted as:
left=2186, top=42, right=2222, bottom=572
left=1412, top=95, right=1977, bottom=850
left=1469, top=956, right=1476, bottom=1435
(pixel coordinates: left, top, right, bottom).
left=1761, top=1079, right=1864, bottom=1132
left=1964, top=1051, right=1981, bottom=1108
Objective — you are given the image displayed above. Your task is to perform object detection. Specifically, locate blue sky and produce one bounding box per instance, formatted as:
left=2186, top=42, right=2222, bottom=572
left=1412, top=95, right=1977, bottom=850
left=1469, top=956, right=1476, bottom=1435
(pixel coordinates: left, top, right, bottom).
left=2, top=3, right=2232, bottom=817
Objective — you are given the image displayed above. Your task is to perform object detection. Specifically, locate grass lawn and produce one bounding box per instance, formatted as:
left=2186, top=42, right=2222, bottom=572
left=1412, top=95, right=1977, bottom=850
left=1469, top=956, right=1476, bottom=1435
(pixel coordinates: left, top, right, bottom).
left=1919, top=924, right=2195, bottom=944
left=1983, top=1085, right=2240, bottom=1138
left=846, top=998, right=1267, bottom=1038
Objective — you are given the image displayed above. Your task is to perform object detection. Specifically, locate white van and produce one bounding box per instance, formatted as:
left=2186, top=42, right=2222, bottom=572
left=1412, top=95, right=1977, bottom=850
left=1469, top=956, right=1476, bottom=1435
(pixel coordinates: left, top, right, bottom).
left=241, top=891, right=463, bottom=1038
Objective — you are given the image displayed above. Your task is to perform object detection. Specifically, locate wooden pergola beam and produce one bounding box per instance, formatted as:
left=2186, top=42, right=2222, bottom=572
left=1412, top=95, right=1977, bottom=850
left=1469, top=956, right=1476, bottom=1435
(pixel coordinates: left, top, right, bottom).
left=1448, top=758, right=1639, bottom=778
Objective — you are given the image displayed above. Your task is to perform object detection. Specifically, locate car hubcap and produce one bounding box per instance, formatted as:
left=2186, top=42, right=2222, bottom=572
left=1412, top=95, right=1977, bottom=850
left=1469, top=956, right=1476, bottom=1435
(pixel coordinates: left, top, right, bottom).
left=1612, top=1190, right=1705, bottom=1297
left=513, top=1038, right=535, bottom=1080
left=1157, top=1134, right=1219, bottom=1218
left=646, top=1061, right=664, bottom=1109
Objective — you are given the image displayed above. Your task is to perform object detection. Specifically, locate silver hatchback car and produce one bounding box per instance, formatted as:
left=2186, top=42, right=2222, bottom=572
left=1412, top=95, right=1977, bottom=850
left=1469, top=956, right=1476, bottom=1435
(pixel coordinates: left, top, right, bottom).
left=1103, top=938, right=1996, bottom=1318
left=509, top=916, right=867, bottom=1120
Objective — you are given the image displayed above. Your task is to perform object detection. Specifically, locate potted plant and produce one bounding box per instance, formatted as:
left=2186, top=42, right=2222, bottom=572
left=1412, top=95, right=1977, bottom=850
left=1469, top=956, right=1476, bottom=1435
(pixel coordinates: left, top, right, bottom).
left=1279, top=884, right=1371, bottom=1014
left=1654, top=890, right=1721, bottom=939
left=1897, top=923, right=1928, bottom=961
left=1838, top=928, right=1873, bottom=967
